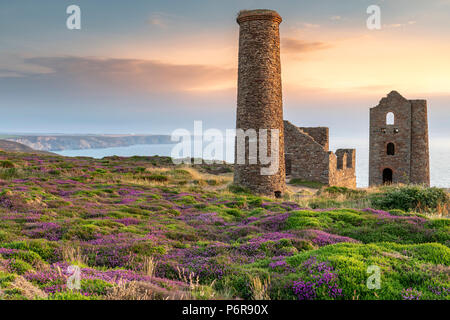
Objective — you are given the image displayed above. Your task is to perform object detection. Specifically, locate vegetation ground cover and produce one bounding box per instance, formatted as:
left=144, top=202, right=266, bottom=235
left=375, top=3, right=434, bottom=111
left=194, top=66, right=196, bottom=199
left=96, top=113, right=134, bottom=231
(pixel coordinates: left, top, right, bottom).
left=0, top=150, right=448, bottom=300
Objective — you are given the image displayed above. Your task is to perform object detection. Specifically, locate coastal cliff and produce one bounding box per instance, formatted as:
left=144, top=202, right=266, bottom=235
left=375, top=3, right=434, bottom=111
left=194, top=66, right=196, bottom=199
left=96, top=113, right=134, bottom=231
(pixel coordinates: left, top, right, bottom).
left=6, top=135, right=174, bottom=151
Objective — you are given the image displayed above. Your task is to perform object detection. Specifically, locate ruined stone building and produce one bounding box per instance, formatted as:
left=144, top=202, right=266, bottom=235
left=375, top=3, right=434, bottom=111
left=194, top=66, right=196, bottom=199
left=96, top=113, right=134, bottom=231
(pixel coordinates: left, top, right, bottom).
left=233, top=9, right=357, bottom=195
left=284, top=121, right=356, bottom=188
left=369, top=91, right=430, bottom=186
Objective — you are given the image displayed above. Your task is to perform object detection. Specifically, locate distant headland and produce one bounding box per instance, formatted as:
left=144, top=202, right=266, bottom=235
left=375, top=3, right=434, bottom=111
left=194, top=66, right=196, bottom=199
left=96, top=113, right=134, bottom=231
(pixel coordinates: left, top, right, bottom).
left=1, top=134, right=174, bottom=152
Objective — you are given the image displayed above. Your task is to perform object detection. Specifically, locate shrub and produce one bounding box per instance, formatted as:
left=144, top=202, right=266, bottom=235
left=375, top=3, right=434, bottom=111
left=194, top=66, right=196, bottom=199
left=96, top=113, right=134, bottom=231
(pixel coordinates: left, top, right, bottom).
left=401, top=288, right=422, bottom=300
left=285, top=211, right=331, bottom=230
left=0, top=272, right=16, bottom=287
left=0, top=230, right=10, bottom=242
left=308, top=198, right=341, bottom=209
left=371, top=185, right=449, bottom=213
left=224, top=208, right=243, bottom=218
left=388, top=209, right=407, bottom=216
left=9, top=259, right=33, bottom=275
left=1, top=240, right=58, bottom=262
left=228, top=184, right=252, bottom=195
left=285, top=242, right=450, bottom=300
left=63, top=224, right=101, bottom=241
left=144, top=174, right=168, bottom=182
left=323, top=186, right=367, bottom=199
left=164, top=209, right=181, bottom=216
left=292, top=257, right=343, bottom=300
left=81, top=279, right=113, bottom=296
left=178, top=196, right=197, bottom=204
left=248, top=197, right=263, bottom=207
left=225, top=199, right=246, bottom=208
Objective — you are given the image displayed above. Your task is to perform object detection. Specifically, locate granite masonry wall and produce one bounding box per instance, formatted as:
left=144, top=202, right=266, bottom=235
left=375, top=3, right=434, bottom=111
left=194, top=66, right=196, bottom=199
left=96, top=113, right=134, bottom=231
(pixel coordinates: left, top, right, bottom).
left=331, top=149, right=356, bottom=188
left=284, top=121, right=356, bottom=188
left=233, top=9, right=286, bottom=197
left=299, top=127, right=329, bottom=150
left=284, top=121, right=330, bottom=184
left=369, top=91, right=430, bottom=186
left=410, top=100, right=430, bottom=185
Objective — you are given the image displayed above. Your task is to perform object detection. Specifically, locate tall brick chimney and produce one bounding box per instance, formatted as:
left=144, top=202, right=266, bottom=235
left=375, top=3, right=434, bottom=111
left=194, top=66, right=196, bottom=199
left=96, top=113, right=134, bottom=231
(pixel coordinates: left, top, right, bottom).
left=233, top=9, right=286, bottom=197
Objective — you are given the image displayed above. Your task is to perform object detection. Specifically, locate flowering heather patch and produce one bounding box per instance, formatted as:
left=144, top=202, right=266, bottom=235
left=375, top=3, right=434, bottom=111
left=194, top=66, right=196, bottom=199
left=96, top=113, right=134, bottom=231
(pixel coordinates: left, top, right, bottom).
left=0, top=212, right=41, bottom=222
left=292, top=257, right=343, bottom=300
left=301, top=229, right=359, bottom=247
left=248, top=232, right=295, bottom=243
left=428, top=285, right=450, bottom=298
left=178, top=212, right=225, bottom=225
left=23, top=222, right=63, bottom=241
left=269, top=256, right=296, bottom=273
left=114, top=217, right=141, bottom=226
left=0, top=248, right=21, bottom=256
left=254, top=213, right=290, bottom=231
left=401, top=288, right=422, bottom=300
left=23, top=262, right=187, bottom=296
left=362, top=208, right=427, bottom=224
left=0, top=151, right=448, bottom=300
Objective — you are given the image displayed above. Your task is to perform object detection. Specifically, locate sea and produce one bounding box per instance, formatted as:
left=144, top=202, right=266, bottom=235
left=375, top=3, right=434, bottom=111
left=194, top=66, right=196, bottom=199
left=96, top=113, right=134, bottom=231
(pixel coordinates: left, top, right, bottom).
left=55, top=138, right=450, bottom=188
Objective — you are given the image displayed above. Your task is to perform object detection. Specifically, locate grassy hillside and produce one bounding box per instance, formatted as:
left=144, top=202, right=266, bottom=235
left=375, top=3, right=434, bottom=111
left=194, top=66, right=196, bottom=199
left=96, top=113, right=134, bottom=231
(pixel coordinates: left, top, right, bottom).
left=0, top=140, right=54, bottom=155
left=0, top=150, right=448, bottom=300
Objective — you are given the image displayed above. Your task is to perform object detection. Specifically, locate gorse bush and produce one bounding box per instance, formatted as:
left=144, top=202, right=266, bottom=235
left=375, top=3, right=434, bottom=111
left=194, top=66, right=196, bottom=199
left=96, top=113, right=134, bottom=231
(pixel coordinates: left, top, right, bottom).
left=371, top=185, right=449, bottom=213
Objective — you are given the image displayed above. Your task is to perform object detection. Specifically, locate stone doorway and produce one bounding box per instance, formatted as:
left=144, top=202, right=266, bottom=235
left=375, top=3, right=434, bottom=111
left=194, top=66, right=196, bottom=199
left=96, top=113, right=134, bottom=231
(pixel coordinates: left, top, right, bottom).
left=383, top=168, right=393, bottom=184
left=285, top=158, right=292, bottom=176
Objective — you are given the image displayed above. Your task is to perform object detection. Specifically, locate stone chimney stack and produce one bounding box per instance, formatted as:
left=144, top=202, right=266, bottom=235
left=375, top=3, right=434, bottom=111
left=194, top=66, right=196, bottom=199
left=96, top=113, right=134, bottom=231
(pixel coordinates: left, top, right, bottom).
left=233, top=9, right=286, bottom=197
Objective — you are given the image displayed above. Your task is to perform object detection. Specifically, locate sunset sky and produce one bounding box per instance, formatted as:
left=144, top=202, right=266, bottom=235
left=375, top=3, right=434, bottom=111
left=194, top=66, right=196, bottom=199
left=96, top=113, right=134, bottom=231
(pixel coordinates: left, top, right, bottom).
left=1, top=0, right=449, bottom=140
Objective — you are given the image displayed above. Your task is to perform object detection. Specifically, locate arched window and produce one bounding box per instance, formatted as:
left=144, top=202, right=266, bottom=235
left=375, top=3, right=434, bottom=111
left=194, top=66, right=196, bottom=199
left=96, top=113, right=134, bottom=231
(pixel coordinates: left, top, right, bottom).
left=386, top=112, right=395, bottom=125
left=387, top=142, right=395, bottom=155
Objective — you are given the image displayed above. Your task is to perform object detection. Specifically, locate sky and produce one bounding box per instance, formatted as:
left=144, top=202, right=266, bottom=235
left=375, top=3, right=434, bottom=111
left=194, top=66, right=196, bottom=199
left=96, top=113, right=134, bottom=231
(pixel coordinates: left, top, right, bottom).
left=1, top=0, right=449, bottom=142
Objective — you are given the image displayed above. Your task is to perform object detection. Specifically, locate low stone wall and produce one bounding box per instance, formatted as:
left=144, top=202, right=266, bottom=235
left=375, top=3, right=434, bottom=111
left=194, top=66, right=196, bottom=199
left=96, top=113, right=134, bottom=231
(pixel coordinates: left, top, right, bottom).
left=329, top=150, right=356, bottom=188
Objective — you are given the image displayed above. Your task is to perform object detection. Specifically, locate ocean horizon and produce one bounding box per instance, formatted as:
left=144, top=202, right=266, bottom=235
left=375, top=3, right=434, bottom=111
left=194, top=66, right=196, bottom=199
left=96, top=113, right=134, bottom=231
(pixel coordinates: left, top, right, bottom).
left=55, top=137, right=450, bottom=188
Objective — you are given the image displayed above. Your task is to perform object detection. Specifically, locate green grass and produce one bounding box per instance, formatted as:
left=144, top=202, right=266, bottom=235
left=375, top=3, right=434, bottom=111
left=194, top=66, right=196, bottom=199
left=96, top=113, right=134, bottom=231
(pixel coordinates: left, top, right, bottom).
left=289, top=179, right=325, bottom=189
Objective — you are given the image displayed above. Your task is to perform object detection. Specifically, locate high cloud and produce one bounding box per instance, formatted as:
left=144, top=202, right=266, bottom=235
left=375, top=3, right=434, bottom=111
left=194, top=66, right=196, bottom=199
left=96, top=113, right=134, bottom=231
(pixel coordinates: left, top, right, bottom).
left=5, top=56, right=236, bottom=94
left=281, top=38, right=332, bottom=54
